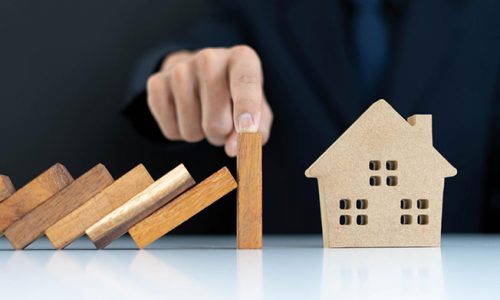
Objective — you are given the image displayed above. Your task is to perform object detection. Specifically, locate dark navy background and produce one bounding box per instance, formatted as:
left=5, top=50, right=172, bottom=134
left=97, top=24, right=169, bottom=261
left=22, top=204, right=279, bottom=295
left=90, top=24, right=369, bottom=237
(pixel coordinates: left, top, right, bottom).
left=1, top=0, right=499, bottom=234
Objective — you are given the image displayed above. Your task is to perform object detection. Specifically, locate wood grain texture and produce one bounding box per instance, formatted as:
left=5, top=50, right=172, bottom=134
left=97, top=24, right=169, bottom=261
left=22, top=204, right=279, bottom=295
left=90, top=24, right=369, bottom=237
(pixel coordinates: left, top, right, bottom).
left=237, top=133, right=263, bottom=249
left=86, top=164, right=195, bottom=249
left=130, top=167, right=237, bottom=249
left=46, top=164, right=153, bottom=249
left=304, top=100, right=457, bottom=248
left=0, top=175, right=15, bottom=203
left=0, top=164, right=73, bottom=235
left=4, top=164, right=113, bottom=250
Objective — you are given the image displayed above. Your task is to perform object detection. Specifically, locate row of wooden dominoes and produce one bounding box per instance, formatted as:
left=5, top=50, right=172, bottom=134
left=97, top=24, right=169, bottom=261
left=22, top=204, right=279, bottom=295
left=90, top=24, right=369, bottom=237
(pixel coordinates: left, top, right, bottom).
left=0, top=133, right=262, bottom=250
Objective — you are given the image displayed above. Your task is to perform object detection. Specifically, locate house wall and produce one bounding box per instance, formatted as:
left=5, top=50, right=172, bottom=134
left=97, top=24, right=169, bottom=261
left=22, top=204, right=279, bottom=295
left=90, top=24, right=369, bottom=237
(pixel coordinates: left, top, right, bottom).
left=318, top=144, right=448, bottom=247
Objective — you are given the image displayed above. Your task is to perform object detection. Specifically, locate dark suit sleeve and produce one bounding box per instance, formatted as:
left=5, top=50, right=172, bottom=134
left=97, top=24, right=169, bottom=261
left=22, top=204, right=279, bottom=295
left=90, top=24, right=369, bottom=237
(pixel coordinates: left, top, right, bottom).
left=123, top=2, right=245, bottom=142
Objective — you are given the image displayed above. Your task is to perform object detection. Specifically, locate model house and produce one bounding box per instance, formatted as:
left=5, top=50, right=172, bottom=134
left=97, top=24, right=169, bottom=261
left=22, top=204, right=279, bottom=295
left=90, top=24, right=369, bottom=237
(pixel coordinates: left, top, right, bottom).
left=305, top=100, right=457, bottom=247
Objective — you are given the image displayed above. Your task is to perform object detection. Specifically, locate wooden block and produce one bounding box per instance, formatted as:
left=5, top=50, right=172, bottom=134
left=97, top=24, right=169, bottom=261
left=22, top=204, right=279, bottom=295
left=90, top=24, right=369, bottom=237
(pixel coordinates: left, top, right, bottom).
left=0, top=164, right=73, bottom=235
left=237, top=133, right=263, bottom=249
left=0, top=175, right=15, bottom=203
left=86, top=164, right=195, bottom=249
left=46, top=164, right=153, bottom=249
left=130, top=167, right=237, bottom=248
left=4, top=164, right=113, bottom=250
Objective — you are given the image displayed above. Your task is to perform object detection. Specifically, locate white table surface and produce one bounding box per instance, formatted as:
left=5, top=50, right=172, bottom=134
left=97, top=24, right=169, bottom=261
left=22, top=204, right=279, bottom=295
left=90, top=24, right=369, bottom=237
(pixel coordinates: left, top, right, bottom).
left=0, top=234, right=498, bottom=300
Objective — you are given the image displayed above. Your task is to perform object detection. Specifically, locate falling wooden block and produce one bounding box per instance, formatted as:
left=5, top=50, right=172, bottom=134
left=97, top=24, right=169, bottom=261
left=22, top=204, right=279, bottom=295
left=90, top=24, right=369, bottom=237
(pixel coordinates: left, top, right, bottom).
left=86, top=164, right=195, bottom=249
left=46, top=164, right=154, bottom=249
left=0, top=175, right=15, bottom=203
left=129, top=167, right=237, bottom=248
left=237, top=133, right=263, bottom=249
left=4, top=164, right=113, bottom=250
left=0, top=164, right=73, bottom=235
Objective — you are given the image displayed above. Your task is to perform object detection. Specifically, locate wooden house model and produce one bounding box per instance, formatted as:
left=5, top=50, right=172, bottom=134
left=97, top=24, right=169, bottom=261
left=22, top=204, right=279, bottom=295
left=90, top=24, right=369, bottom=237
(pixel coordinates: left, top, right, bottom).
left=305, top=100, right=457, bottom=248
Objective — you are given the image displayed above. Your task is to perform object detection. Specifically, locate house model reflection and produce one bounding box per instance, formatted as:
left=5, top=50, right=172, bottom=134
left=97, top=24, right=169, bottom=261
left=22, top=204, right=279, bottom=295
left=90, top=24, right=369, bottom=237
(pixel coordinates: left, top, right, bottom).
left=305, top=100, right=457, bottom=248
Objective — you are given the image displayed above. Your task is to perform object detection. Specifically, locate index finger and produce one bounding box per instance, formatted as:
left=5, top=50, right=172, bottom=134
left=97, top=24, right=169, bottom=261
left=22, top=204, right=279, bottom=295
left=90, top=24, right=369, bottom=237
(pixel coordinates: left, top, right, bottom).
left=228, top=45, right=263, bottom=133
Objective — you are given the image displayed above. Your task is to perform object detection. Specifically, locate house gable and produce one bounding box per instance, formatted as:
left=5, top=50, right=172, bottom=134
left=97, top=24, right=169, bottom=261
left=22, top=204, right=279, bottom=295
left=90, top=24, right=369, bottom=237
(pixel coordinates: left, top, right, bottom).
left=305, top=99, right=457, bottom=179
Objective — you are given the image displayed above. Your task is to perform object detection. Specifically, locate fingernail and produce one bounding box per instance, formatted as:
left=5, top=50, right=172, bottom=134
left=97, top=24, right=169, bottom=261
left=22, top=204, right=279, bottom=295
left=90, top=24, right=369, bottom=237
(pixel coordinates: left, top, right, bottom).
left=237, top=113, right=257, bottom=132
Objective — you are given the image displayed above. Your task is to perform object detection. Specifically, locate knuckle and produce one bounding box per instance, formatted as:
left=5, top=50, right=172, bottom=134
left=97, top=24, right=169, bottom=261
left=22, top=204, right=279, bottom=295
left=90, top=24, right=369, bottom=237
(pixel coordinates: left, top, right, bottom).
left=196, top=49, right=217, bottom=68
left=231, top=45, right=258, bottom=60
left=146, top=74, right=163, bottom=95
left=195, top=49, right=218, bottom=81
left=235, top=74, right=260, bottom=86
left=170, top=63, right=190, bottom=83
left=163, top=55, right=177, bottom=69
left=230, top=46, right=262, bottom=86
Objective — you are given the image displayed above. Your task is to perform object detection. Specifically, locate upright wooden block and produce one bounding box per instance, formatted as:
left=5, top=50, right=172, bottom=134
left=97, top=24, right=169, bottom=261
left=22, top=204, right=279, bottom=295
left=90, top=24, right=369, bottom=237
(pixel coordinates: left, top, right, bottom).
left=0, top=164, right=73, bottom=235
left=237, top=133, right=263, bottom=249
left=86, top=164, right=195, bottom=249
left=46, top=164, right=154, bottom=249
left=0, top=175, right=15, bottom=203
left=4, top=164, right=113, bottom=250
left=129, top=167, right=237, bottom=249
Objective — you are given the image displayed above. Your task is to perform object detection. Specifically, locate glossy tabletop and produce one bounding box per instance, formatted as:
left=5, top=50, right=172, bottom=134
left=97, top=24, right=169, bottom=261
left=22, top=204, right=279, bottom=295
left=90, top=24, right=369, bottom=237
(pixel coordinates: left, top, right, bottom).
left=0, top=235, right=499, bottom=299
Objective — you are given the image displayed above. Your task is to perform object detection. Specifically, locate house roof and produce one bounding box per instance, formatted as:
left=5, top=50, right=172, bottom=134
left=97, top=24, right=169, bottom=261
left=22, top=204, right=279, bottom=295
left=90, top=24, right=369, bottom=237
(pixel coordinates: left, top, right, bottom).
left=305, top=99, right=457, bottom=178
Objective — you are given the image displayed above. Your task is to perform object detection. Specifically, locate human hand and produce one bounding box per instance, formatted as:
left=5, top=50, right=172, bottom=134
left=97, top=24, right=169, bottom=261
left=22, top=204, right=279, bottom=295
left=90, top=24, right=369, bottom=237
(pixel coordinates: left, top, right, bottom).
left=146, top=45, right=273, bottom=157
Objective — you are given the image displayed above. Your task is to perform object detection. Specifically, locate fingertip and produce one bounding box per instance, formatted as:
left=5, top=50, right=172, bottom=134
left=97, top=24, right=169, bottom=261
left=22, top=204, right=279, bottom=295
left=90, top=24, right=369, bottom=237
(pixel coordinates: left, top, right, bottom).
left=261, top=130, right=271, bottom=145
left=224, top=132, right=238, bottom=157
left=260, top=99, right=273, bottom=144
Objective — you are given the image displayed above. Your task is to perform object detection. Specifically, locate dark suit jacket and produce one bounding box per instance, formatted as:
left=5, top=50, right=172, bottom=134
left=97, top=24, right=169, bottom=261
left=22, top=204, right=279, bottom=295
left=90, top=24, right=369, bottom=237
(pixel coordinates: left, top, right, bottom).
left=125, top=0, right=500, bottom=233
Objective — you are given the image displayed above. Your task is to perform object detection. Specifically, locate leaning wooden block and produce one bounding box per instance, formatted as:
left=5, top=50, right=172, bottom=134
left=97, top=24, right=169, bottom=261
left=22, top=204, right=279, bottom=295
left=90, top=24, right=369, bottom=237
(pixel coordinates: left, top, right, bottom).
left=4, top=164, right=113, bottom=250
left=86, top=164, right=195, bottom=249
left=237, top=133, right=263, bottom=249
left=46, top=164, right=153, bottom=249
left=130, top=167, right=237, bottom=249
left=0, top=175, right=15, bottom=203
left=0, top=164, right=73, bottom=235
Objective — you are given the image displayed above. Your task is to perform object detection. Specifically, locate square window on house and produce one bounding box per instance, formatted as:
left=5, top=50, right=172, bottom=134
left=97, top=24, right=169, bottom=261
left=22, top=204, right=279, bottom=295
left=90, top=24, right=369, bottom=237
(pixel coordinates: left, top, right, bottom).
left=356, top=199, right=368, bottom=209
left=356, top=215, right=368, bottom=225
left=417, top=199, right=429, bottom=209
left=386, top=160, right=398, bottom=170
left=340, top=199, right=351, bottom=210
left=340, top=215, right=351, bottom=225
left=418, top=215, right=429, bottom=225
left=400, top=215, right=412, bottom=225
left=387, top=176, right=398, bottom=186
left=369, top=176, right=381, bottom=186
left=400, top=199, right=411, bottom=209
left=369, top=160, right=381, bottom=170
